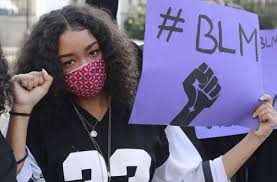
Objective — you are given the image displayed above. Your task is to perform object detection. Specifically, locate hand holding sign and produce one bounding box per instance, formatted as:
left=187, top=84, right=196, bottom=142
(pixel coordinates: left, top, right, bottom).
left=171, top=63, right=221, bottom=126
left=252, top=95, right=277, bottom=140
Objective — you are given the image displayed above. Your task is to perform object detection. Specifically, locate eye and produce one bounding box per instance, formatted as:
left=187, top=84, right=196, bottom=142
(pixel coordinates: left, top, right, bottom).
left=62, top=59, right=75, bottom=67
left=89, top=49, right=100, bottom=57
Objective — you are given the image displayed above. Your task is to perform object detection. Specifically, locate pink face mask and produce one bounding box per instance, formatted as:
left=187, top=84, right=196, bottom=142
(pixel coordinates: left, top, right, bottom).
left=64, top=59, right=107, bottom=97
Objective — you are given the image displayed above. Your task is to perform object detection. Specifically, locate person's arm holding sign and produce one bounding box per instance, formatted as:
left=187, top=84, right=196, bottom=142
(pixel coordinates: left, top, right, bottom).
left=222, top=94, right=277, bottom=178
left=154, top=95, right=277, bottom=182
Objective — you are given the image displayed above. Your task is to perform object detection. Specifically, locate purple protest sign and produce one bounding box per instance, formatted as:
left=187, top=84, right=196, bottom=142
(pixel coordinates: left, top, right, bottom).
left=261, top=30, right=277, bottom=108
left=195, top=126, right=250, bottom=139
left=129, top=0, right=264, bottom=128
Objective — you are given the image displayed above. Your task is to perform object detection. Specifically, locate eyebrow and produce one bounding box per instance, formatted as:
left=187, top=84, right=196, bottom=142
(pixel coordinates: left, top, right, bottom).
left=58, top=41, right=98, bottom=59
left=85, top=41, right=98, bottom=51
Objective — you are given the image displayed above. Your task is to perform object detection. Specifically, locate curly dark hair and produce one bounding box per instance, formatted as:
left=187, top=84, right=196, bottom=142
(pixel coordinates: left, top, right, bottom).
left=0, top=46, right=12, bottom=114
left=15, top=4, right=139, bottom=109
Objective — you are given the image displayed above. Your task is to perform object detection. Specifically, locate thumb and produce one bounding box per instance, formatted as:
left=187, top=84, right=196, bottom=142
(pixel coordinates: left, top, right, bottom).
left=41, top=69, right=53, bottom=91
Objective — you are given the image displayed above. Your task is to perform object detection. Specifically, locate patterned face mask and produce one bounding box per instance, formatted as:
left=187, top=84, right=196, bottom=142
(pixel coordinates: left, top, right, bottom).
left=64, top=59, right=107, bottom=97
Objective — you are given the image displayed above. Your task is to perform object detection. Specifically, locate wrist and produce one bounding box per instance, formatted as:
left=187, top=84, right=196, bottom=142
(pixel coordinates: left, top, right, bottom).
left=248, top=131, right=268, bottom=144
left=11, top=104, right=33, bottom=114
left=9, top=111, right=31, bottom=117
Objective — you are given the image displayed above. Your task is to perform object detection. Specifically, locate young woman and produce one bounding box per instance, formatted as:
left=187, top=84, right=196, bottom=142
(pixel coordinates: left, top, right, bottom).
left=7, top=5, right=277, bottom=182
left=0, top=45, right=16, bottom=182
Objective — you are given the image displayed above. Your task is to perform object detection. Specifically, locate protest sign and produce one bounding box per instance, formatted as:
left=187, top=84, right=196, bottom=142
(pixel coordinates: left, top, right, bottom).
left=195, top=126, right=250, bottom=139
left=129, top=0, right=263, bottom=128
left=261, top=29, right=277, bottom=107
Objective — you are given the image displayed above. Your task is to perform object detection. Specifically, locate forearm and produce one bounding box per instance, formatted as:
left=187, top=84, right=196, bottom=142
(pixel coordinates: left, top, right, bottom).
left=7, top=105, right=31, bottom=173
left=8, top=71, right=52, bottom=174
left=222, top=131, right=264, bottom=179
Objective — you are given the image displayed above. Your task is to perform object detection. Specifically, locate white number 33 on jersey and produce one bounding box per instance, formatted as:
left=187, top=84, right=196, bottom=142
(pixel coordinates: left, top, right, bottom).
left=63, top=149, right=151, bottom=182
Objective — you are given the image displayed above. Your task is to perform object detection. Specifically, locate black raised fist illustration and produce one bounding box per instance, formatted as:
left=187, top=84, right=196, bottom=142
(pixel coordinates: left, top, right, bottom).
left=171, top=63, right=221, bottom=126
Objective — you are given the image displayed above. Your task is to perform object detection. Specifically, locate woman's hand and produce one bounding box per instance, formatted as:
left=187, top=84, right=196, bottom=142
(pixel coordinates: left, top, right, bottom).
left=11, top=69, right=53, bottom=113
left=252, top=94, right=277, bottom=141
left=223, top=94, right=277, bottom=179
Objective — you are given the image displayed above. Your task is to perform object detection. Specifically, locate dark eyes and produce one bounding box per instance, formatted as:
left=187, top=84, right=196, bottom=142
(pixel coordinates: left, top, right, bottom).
left=89, top=49, right=100, bottom=57
left=60, top=48, right=101, bottom=68
left=62, top=59, right=75, bottom=66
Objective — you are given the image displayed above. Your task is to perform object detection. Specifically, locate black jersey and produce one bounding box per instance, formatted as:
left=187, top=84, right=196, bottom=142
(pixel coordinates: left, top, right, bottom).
left=0, top=131, right=16, bottom=182
left=22, top=98, right=228, bottom=182
left=26, top=99, right=169, bottom=181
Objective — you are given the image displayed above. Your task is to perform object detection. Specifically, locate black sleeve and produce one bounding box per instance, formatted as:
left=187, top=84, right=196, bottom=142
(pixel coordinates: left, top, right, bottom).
left=202, top=161, right=214, bottom=182
left=156, top=126, right=170, bottom=168
left=26, top=108, right=49, bottom=180
left=0, top=132, right=16, bottom=182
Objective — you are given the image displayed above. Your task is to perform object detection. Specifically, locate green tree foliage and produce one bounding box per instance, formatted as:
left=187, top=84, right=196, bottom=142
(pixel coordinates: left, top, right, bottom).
left=124, top=0, right=146, bottom=40
left=235, top=0, right=277, bottom=29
